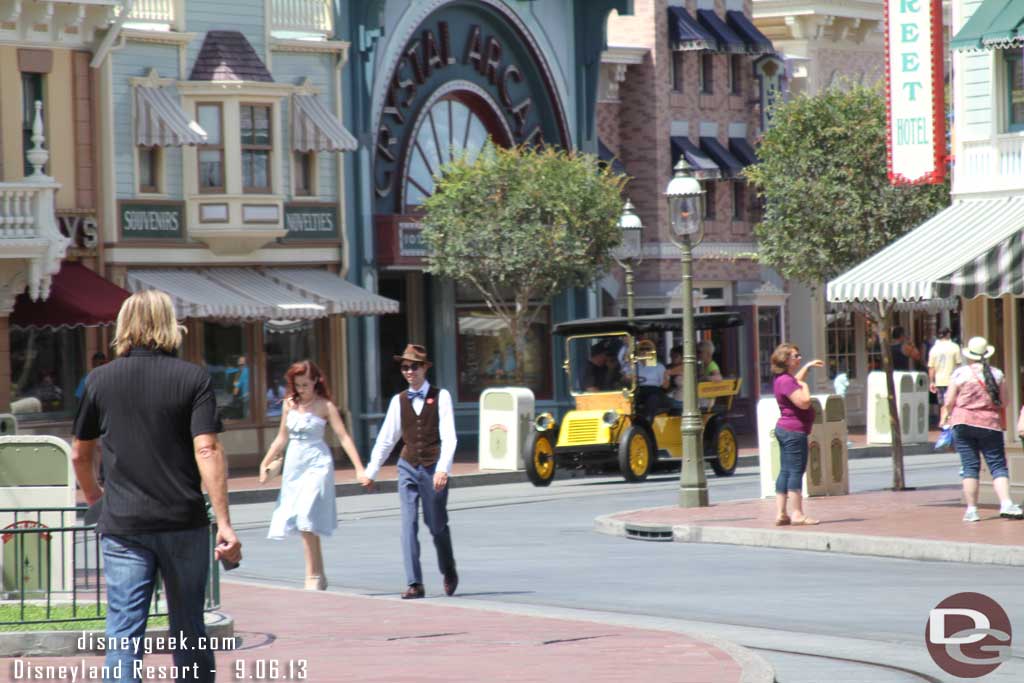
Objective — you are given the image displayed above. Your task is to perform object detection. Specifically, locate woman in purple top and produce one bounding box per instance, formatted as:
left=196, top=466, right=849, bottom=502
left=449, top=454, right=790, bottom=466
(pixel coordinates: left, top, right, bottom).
left=771, top=343, right=824, bottom=526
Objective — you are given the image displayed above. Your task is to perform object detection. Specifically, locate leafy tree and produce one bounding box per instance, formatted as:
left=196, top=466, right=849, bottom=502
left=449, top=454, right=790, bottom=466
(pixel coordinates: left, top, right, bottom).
left=746, top=83, right=950, bottom=490
left=421, top=145, right=626, bottom=384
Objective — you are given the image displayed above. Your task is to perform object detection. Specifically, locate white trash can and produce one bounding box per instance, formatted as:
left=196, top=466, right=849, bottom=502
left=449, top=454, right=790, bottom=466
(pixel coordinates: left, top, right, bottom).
left=812, top=394, right=849, bottom=496
left=478, top=388, right=534, bottom=471
left=867, top=370, right=928, bottom=445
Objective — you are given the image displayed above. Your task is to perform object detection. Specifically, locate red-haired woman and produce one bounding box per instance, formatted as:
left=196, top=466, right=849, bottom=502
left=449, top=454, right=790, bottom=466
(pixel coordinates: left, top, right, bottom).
left=260, top=360, right=366, bottom=589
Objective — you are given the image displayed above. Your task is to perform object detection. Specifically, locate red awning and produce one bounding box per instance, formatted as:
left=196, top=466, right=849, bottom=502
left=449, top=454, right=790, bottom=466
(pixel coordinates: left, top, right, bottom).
left=11, top=263, right=130, bottom=329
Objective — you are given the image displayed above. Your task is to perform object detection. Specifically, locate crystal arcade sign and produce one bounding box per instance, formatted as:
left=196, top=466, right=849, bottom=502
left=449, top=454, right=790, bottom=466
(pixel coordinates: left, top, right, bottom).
left=884, top=0, right=945, bottom=185
left=373, top=4, right=569, bottom=213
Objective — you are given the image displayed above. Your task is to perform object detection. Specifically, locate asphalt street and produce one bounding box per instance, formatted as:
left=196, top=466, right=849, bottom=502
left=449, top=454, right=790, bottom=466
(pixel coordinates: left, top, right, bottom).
left=227, top=453, right=1024, bottom=682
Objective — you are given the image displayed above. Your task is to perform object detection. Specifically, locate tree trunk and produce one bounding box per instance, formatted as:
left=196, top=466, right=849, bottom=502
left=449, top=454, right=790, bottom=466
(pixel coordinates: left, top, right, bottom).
left=878, top=303, right=906, bottom=491
left=509, top=312, right=527, bottom=386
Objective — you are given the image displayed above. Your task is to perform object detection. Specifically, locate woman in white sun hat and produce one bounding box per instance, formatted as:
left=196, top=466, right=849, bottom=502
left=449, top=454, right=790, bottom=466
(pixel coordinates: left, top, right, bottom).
left=943, top=336, right=1023, bottom=522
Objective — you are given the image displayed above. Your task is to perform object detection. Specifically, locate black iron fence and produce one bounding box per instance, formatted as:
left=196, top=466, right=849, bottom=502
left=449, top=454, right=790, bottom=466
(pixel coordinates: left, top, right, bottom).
left=0, top=506, right=221, bottom=627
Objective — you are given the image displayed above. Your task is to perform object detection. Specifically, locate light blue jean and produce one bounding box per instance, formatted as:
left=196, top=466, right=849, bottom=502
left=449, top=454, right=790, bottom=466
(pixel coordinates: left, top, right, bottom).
left=952, top=424, right=1010, bottom=479
left=101, top=527, right=214, bottom=682
left=775, top=426, right=809, bottom=493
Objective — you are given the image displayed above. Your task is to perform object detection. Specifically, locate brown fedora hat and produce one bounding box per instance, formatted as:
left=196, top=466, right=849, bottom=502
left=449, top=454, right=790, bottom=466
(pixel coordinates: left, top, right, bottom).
left=393, top=343, right=432, bottom=366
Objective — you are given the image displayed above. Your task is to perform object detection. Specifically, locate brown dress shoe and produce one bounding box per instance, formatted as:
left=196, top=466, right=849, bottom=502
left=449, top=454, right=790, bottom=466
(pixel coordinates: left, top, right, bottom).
left=401, top=583, right=425, bottom=599
left=443, top=571, right=458, bottom=596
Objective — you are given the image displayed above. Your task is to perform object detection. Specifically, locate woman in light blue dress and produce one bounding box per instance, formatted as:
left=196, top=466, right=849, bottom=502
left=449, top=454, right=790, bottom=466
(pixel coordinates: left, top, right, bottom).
left=260, top=360, right=366, bottom=590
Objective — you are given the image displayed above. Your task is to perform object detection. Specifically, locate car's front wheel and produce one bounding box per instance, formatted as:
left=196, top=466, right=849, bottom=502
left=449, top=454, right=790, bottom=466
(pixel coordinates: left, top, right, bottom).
left=524, top=431, right=556, bottom=487
left=618, top=424, right=654, bottom=482
left=707, top=422, right=738, bottom=477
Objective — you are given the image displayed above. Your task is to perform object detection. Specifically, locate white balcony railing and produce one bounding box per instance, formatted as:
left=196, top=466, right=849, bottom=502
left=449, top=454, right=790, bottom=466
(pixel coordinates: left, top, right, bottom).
left=124, top=0, right=332, bottom=37
left=272, top=0, right=333, bottom=37
left=123, top=0, right=181, bottom=30
left=127, top=0, right=176, bottom=24
left=0, top=102, right=67, bottom=303
left=955, top=134, right=1024, bottom=195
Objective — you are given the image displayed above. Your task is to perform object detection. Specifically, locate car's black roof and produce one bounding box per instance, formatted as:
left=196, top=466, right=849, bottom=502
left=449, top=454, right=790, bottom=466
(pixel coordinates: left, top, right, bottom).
left=553, top=311, right=744, bottom=336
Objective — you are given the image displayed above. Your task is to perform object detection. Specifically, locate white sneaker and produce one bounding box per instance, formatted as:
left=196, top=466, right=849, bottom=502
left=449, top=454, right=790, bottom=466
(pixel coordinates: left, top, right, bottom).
left=963, top=509, right=981, bottom=522
left=999, top=503, right=1023, bottom=520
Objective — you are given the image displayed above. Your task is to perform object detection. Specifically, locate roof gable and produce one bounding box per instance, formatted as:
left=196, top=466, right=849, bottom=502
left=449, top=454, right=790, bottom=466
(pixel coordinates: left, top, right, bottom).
left=190, top=31, right=273, bottom=83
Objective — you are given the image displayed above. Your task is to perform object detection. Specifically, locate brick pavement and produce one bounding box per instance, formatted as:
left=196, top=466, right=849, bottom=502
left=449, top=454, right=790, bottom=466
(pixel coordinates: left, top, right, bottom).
left=607, top=486, right=1022, bottom=545
left=7, top=582, right=762, bottom=683
left=598, top=485, right=1024, bottom=566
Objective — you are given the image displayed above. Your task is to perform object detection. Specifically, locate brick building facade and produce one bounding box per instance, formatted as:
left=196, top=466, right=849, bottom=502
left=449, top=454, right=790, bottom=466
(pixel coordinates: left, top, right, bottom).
left=598, top=0, right=784, bottom=431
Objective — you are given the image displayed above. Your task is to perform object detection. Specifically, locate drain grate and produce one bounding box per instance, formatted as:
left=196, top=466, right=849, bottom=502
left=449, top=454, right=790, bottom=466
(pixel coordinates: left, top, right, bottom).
left=624, top=524, right=673, bottom=541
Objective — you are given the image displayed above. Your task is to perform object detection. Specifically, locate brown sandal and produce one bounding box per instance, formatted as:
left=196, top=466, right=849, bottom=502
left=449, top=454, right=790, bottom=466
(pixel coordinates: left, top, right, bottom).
left=775, top=515, right=791, bottom=526
left=790, top=517, right=819, bottom=526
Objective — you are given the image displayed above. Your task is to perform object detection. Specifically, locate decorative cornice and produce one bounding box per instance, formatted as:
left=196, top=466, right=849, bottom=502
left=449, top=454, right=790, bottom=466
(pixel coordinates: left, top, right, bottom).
left=123, top=29, right=198, bottom=46
left=271, top=38, right=350, bottom=57
left=176, top=80, right=297, bottom=97
left=601, top=45, right=648, bottom=65
left=129, top=68, right=176, bottom=88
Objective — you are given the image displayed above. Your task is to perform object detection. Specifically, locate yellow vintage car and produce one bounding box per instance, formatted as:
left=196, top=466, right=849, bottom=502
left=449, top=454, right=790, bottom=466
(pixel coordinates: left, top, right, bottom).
left=524, top=312, right=743, bottom=485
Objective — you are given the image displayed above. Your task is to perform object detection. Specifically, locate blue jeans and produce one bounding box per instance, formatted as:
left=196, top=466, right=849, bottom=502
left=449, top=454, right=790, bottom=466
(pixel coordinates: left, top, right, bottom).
left=953, top=424, right=1009, bottom=479
left=775, top=427, right=808, bottom=493
left=101, top=527, right=214, bottom=683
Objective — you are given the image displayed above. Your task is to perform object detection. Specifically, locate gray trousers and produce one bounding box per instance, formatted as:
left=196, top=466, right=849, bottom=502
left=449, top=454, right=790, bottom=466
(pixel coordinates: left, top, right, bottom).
left=398, top=458, right=456, bottom=586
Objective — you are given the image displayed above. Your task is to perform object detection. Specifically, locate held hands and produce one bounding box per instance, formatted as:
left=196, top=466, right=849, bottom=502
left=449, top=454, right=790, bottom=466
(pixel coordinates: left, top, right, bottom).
left=358, top=473, right=375, bottom=491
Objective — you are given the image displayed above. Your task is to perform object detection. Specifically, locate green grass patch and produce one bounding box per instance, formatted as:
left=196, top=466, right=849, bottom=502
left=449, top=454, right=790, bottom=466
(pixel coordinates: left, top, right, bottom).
left=0, top=604, right=168, bottom=632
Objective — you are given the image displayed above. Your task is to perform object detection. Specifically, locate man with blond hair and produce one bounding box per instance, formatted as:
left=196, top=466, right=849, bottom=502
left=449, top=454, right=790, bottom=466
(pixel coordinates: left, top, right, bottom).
left=72, top=289, right=241, bottom=682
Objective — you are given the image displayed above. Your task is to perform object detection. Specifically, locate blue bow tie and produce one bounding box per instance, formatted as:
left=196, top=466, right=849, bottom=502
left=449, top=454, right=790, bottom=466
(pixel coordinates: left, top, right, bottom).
left=408, top=390, right=425, bottom=400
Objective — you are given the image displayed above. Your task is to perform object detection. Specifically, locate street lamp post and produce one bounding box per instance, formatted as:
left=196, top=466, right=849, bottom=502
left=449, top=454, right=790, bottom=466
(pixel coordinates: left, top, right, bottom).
left=665, top=159, right=708, bottom=508
left=613, top=199, right=644, bottom=321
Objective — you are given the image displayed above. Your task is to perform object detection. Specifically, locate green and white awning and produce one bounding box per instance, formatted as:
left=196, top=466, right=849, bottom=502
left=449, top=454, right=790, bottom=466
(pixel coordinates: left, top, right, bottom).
left=827, top=197, right=1024, bottom=303
left=951, top=0, right=1024, bottom=51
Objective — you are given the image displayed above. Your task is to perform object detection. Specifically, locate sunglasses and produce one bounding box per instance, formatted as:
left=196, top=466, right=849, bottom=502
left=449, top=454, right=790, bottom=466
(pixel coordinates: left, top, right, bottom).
left=400, top=363, right=423, bottom=372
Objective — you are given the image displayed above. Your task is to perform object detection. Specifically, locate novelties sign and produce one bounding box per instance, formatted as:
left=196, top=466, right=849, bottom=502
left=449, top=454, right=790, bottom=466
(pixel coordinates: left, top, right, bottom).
left=885, top=0, right=945, bottom=185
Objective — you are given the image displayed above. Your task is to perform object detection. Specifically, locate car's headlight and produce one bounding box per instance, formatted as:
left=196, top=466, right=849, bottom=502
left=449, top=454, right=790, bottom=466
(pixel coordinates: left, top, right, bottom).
left=534, top=413, right=555, bottom=431
left=602, top=410, right=619, bottom=426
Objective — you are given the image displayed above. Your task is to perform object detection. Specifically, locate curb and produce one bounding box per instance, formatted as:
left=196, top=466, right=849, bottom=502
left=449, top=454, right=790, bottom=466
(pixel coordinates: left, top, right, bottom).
left=227, top=443, right=937, bottom=505
left=228, top=469, right=526, bottom=505
left=0, top=611, right=234, bottom=658
left=593, top=513, right=1024, bottom=567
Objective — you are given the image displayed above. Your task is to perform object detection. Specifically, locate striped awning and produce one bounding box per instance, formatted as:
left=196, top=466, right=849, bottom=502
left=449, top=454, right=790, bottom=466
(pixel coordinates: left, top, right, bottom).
left=263, top=269, right=399, bottom=316
left=127, top=268, right=397, bottom=319
left=292, top=93, right=358, bottom=153
left=726, top=10, right=773, bottom=54
left=668, top=6, right=716, bottom=51
left=670, top=136, right=720, bottom=179
left=950, top=0, right=1024, bottom=51
left=696, top=9, right=746, bottom=53
left=827, top=197, right=1024, bottom=304
left=458, top=316, right=506, bottom=337
left=135, top=86, right=207, bottom=147
left=700, top=137, right=744, bottom=177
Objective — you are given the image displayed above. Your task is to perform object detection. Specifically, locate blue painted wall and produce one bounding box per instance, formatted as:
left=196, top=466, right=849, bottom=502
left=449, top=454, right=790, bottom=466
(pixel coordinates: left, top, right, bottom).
left=112, top=43, right=183, bottom=199
left=271, top=51, right=341, bottom=201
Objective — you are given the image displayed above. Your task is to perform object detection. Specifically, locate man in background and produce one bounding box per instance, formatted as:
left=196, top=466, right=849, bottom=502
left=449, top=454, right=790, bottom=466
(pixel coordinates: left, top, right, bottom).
left=929, top=327, right=961, bottom=427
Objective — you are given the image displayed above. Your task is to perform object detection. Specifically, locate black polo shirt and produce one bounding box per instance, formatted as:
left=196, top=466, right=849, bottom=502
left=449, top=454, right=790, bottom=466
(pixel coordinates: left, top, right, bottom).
left=73, top=348, right=222, bottom=535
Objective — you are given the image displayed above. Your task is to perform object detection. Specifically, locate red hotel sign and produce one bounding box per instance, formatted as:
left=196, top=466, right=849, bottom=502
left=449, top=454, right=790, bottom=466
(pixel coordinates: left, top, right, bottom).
left=884, top=0, right=946, bottom=185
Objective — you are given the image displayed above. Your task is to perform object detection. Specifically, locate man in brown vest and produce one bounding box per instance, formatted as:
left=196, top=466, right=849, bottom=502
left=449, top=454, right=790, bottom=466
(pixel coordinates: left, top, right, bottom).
left=362, top=344, right=458, bottom=599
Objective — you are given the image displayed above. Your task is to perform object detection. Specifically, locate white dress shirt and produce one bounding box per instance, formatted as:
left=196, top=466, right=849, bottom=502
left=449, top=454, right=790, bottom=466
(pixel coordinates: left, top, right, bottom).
left=365, top=380, right=457, bottom=480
